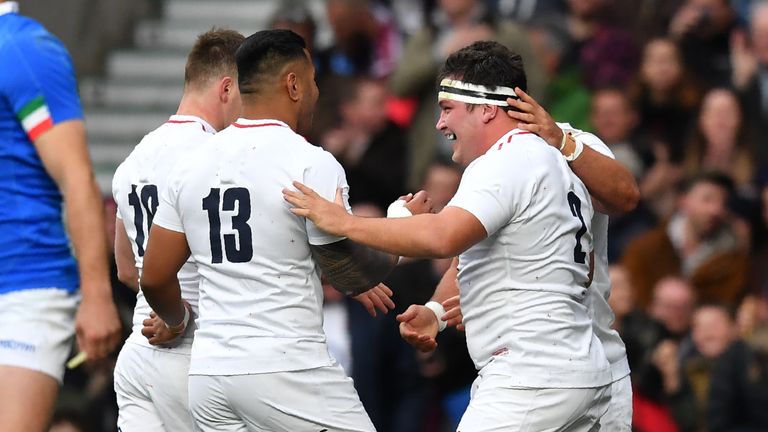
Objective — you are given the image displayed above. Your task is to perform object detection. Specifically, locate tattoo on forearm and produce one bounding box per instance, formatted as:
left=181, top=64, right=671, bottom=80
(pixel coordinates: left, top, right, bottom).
left=310, top=240, right=396, bottom=295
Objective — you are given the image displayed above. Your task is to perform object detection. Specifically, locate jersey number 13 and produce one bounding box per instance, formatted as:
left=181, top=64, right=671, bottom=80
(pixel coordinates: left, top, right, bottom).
left=202, top=188, right=253, bottom=264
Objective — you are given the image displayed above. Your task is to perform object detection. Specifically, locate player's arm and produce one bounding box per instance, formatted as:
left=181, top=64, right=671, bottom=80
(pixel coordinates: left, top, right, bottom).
left=310, top=240, right=397, bottom=296
left=506, top=88, right=640, bottom=215
left=308, top=191, right=433, bottom=296
left=114, top=217, right=139, bottom=292
left=34, top=121, right=122, bottom=360
left=285, top=182, right=486, bottom=259
left=139, top=225, right=191, bottom=332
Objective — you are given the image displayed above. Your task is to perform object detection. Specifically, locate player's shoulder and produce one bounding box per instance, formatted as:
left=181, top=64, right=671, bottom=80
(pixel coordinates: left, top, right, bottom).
left=491, top=130, right=562, bottom=167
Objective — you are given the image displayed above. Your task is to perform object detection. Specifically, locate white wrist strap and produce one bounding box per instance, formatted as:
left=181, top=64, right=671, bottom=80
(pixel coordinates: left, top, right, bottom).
left=424, top=301, right=447, bottom=332
left=387, top=200, right=412, bottom=264
left=387, top=199, right=413, bottom=218
left=564, top=136, right=584, bottom=162
left=165, top=305, right=190, bottom=334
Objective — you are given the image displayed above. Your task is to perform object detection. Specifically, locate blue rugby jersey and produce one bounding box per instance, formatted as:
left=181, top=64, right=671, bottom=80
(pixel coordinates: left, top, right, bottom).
left=0, top=2, right=82, bottom=293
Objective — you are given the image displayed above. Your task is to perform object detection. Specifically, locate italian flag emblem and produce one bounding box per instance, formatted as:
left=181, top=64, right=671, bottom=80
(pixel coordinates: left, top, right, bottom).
left=18, top=95, right=53, bottom=141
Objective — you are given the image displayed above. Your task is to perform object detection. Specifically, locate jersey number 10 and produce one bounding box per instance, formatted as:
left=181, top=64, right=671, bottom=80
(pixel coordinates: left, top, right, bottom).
left=202, top=188, right=254, bottom=264
left=128, top=184, right=158, bottom=257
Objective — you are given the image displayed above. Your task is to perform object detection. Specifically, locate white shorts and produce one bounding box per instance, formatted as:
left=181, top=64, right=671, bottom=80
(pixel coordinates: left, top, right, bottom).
left=602, top=374, right=632, bottom=431
left=0, top=288, right=77, bottom=383
left=188, top=363, right=375, bottom=432
left=457, top=372, right=611, bottom=432
left=114, top=341, right=194, bottom=432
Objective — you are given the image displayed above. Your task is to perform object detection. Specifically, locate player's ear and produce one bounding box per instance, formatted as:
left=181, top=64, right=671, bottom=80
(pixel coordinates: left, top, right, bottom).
left=481, top=104, right=498, bottom=123
left=219, top=76, right=235, bottom=103
left=286, top=72, right=300, bottom=102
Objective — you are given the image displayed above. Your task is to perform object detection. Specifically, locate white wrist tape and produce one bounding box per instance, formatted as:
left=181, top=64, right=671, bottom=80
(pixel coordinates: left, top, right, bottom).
left=387, top=199, right=413, bottom=218
left=424, top=301, right=447, bottom=332
left=564, top=136, right=584, bottom=162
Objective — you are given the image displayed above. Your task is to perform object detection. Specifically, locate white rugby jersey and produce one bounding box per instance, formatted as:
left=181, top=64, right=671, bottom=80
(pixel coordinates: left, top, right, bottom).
left=112, top=115, right=215, bottom=350
left=152, top=118, right=350, bottom=376
left=558, top=123, right=631, bottom=381
left=447, top=129, right=611, bottom=389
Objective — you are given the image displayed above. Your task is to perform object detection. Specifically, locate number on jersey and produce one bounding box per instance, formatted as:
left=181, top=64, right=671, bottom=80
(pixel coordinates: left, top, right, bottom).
left=128, top=184, right=158, bottom=257
left=202, top=187, right=253, bottom=264
left=567, top=191, right=587, bottom=264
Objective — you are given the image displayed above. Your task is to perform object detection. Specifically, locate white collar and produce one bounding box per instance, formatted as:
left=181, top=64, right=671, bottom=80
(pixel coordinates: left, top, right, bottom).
left=0, top=2, right=19, bottom=17
left=167, top=115, right=216, bottom=134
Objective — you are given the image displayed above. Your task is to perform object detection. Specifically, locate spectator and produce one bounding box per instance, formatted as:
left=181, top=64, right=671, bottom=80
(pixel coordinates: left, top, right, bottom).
left=707, top=297, right=768, bottom=431
left=589, top=87, right=658, bottom=260
left=622, top=172, right=749, bottom=308
left=733, top=1, right=768, bottom=169
left=631, top=37, right=701, bottom=163
left=634, top=278, right=701, bottom=432
left=650, top=277, right=698, bottom=340
left=683, top=303, right=739, bottom=431
left=669, top=0, right=737, bottom=89
left=321, top=0, right=401, bottom=79
left=525, top=19, right=592, bottom=131
left=609, top=265, right=666, bottom=374
left=270, top=0, right=317, bottom=55
left=321, top=76, right=407, bottom=211
left=384, top=160, right=475, bottom=432
left=563, top=0, right=640, bottom=89
left=683, top=88, right=756, bottom=200
left=590, top=87, right=643, bottom=179
left=389, top=0, right=545, bottom=189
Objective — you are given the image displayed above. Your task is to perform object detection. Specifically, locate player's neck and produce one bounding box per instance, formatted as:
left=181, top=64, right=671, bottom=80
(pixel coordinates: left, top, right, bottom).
left=240, top=101, right=298, bottom=132
left=176, top=93, right=223, bottom=131
left=482, top=116, right=517, bottom=151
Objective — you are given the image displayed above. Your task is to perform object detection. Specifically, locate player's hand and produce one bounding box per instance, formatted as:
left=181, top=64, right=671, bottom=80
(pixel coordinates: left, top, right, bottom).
left=142, top=301, right=194, bottom=347
left=354, top=283, right=395, bottom=317
left=397, top=305, right=439, bottom=352
left=403, top=190, right=434, bottom=215
left=506, top=87, right=563, bottom=148
left=75, top=293, right=122, bottom=361
left=441, top=295, right=464, bottom=331
left=284, top=182, right=350, bottom=237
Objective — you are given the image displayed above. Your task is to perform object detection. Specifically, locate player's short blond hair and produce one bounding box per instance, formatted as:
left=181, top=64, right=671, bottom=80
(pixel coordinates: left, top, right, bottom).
left=184, top=28, right=245, bottom=89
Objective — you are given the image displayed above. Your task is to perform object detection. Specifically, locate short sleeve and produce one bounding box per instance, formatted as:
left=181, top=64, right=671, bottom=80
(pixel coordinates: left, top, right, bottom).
left=111, top=163, right=126, bottom=210
left=446, top=153, right=532, bottom=236
left=302, top=151, right=352, bottom=245
left=152, top=176, right=185, bottom=233
left=0, top=31, right=83, bottom=142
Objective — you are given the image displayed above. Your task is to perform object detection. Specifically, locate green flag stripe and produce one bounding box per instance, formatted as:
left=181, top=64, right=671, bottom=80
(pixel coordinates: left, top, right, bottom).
left=18, top=95, right=46, bottom=120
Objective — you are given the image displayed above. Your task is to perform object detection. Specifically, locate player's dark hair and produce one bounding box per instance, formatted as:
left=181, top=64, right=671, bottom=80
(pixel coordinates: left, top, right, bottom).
left=184, top=28, right=245, bottom=88
left=437, top=41, right=527, bottom=97
left=236, top=29, right=308, bottom=95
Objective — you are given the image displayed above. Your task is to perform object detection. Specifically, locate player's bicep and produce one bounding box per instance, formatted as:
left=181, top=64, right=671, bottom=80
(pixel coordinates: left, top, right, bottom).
left=433, top=207, right=487, bottom=257
left=142, top=225, right=191, bottom=288
left=33, top=120, right=93, bottom=189
left=115, top=217, right=139, bottom=292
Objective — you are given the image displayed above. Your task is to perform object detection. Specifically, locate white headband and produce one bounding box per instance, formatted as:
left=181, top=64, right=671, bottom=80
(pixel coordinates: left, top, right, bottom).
left=438, top=79, right=518, bottom=106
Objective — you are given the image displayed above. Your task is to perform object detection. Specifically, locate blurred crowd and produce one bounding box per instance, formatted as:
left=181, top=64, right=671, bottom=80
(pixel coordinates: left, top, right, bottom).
left=52, top=0, right=768, bottom=431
